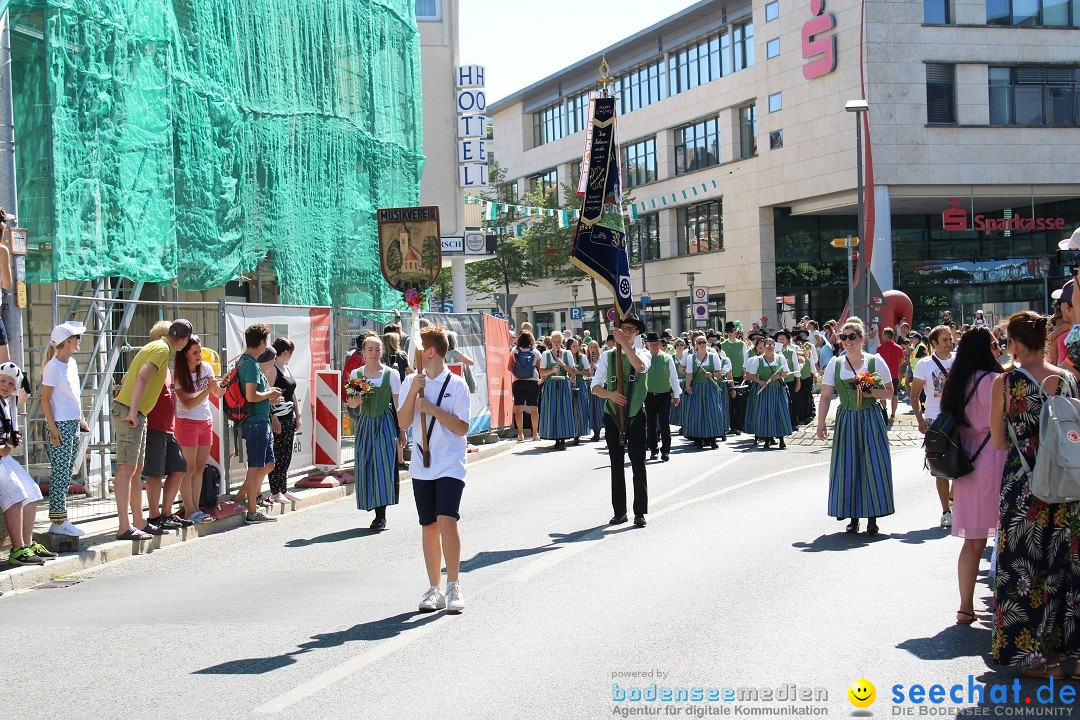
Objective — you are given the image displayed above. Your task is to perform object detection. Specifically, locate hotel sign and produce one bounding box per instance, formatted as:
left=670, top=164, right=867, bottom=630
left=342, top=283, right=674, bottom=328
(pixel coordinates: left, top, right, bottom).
left=943, top=198, right=1067, bottom=233
left=456, top=65, right=488, bottom=188
left=802, top=0, right=837, bottom=79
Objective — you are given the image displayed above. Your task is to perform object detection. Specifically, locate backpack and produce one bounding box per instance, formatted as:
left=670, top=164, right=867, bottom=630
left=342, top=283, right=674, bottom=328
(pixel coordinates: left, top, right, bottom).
left=512, top=348, right=536, bottom=380
left=221, top=354, right=254, bottom=424
left=1008, top=369, right=1080, bottom=504
left=199, top=463, right=222, bottom=511
left=923, top=372, right=991, bottom=479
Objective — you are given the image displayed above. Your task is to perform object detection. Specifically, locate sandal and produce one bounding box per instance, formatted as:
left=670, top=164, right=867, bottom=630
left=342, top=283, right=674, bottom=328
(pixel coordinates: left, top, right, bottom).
left=1022, top=663, right=1063, bottom=679
left=116, top=528, right=151, bottom=541
left=956, top=610, right=977, bottom=625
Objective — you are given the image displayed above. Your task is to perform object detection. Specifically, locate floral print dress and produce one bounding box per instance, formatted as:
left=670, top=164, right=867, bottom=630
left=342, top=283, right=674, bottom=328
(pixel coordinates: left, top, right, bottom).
left=992, top=367, right=1080, bottom=667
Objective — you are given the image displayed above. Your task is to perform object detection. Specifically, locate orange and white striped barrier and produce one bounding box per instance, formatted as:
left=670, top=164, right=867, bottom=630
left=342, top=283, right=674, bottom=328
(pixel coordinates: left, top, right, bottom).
left=314, top=370, right=342, bottom=470
left=208, top=392, right=223, bottom=472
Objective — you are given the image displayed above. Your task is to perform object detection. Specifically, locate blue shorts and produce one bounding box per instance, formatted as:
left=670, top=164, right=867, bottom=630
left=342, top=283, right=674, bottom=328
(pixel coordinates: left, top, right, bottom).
left=242, top=419, right=275, bottom=469
left=412, top=477, right=465, bottom=526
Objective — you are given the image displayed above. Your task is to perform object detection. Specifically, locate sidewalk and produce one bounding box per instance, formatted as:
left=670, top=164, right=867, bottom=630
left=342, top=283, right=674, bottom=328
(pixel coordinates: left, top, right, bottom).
left=0, top=439, right=515, bottom=595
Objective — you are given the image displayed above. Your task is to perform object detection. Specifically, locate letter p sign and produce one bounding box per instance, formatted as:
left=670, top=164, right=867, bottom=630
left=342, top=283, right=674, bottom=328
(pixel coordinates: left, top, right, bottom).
left=802, top=0, right=837, bottom=80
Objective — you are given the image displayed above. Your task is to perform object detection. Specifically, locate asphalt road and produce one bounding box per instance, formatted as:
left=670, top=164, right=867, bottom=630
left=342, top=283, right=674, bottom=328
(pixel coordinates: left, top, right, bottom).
left=2, top=427, right=1072, bottom=719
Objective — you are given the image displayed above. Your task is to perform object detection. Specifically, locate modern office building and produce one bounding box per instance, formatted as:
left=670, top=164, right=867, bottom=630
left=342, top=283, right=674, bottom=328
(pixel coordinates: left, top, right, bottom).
left=488, top=0, right=1080, bottom=333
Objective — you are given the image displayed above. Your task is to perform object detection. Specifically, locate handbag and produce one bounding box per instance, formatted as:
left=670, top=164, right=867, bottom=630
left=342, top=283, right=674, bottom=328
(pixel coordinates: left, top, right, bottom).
left=923, top=372, right=991, bottom=479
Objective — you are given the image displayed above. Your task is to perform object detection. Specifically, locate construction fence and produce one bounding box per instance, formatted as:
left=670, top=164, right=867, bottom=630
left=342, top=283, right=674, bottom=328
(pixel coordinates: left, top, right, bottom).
left=17, top=289, right=514, bottom=525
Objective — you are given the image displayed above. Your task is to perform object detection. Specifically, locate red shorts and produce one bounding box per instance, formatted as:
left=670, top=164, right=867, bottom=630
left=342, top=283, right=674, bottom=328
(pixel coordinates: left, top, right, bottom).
left=174, top=417, right=214, bottom=447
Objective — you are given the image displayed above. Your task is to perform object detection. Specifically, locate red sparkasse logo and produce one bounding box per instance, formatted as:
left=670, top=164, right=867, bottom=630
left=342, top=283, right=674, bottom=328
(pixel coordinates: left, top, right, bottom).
left=942, top=199, right=1067, bottom=233
left=802, top=0, right=837, bottom=79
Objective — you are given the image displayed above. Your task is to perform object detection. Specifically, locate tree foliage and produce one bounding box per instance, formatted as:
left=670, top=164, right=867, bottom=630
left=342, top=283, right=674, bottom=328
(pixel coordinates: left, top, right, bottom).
left=464, top=161, right=535, bottom=299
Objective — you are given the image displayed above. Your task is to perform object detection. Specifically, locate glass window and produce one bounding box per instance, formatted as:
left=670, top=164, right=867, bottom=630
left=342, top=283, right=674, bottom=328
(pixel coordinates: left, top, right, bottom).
left=768, top=92, right=782, bottom=112
left=769, top=129, right=784, bottom=149
left=720, top=32, right=732, bottom=77
left=765, top=1, right=780, bottom=21
left=667, top=34, right=726, bottom=95
left=766, top=38, right=780, bottom=59
left=415, top=0, right=439, bottom=19
left=567, top=93, right=590, bottom=135
left=628, top=213, right=661, bottom=263
left=734, top=22, right=754, bottom=71
left=533, top=101, right=566, bottom=147
left=528, top=168, right=558, bottom=193
left=986, top=0, right=1011, bottom=22
left=1043, top=0, right=1070, bottom=24
left=925, top=0, right=950, bottom=23
left=1012, top=0, right=1040, bottom=24
left=674, top=117, right=721, bottom=175
left=738, top=104, right=757, bottom=158
left=989, top=66, right=1013, bottom=124
left=926, top=63, right=957, bottom=124
left=618, top=60, right=666, bottom=114
left=677, top=200, right=724, bottom=255
left=622, top=137, right=658, bottom=189
left=988, top=66, right=1080, bottom=127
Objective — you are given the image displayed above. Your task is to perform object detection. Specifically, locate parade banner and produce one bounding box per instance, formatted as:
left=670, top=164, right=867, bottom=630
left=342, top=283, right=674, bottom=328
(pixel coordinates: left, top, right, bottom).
left=570, top=96, right=633, bottom=320
left=483, top=314, right=513, bottom=429
left=377, top=206, right=442, bottom=293
left=223, top=304, right=332, bottom=486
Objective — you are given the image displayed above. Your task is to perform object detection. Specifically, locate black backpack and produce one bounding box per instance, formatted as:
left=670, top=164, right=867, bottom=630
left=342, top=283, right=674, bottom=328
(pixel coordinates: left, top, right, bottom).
left=512, top=348, right=536, bottom=380
left=199, top=464, right=222, bottom=511
left=924, top=372, right=991, bottom=479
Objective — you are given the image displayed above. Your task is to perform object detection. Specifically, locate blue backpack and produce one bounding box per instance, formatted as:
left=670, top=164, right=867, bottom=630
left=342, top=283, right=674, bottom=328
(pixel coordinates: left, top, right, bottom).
left=512, top=348, right=537, bottom=379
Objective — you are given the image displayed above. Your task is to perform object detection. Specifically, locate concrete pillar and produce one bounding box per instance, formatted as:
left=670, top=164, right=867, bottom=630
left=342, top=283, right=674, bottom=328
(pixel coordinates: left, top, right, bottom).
left=668, top=291, right=682, bottom=335
left=451, top=258, right=468, bottom=313
left=871, top=185, right=893, bottom=292
left=527, top=308, right=536, bottom=326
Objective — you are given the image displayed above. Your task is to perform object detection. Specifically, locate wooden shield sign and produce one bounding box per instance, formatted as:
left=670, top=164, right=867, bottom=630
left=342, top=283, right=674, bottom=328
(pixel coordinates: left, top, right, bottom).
left=377, top=206, right=442, bottom=292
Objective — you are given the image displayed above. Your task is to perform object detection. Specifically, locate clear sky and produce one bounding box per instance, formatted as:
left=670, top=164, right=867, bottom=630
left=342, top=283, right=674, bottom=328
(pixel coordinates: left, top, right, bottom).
left=458, top=0, right=702, bottom=103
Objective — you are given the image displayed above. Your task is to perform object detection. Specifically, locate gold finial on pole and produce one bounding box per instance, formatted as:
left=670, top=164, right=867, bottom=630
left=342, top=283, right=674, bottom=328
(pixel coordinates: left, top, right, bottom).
left=597, top=55, right=614, bottom=95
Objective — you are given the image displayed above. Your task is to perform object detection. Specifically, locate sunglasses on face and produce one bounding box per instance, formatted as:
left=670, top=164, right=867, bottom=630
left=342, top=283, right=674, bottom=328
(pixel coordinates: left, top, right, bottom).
left=838, top=333, right=862, bottom=341
left=695, top=340, right=707, bottom=346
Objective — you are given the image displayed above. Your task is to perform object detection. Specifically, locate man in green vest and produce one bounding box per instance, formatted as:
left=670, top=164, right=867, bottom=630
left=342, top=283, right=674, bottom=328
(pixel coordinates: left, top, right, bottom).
left=642, top=332, right=681, bottom=463
left=591, top=313, right=652, bottom=527
left=794, top=328, right=816, bottom=424
left=775, top=329, right=802, bottom=429
left=721, top=322, right=749, bottom=434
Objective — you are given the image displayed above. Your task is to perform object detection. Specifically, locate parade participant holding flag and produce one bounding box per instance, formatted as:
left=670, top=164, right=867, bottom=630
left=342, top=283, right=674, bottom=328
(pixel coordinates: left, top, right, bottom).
left=642, top=332, right=681, bottom=462
left=682, top=334, right=730, bottom=449
left=591, top=315, right=651, bottom=526
left=537, top=330, right=577, bottom=450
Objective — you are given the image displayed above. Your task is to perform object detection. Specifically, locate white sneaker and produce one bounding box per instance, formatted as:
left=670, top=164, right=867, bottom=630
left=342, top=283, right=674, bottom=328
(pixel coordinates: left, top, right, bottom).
left=418, top=585, right=446, bottom=612
left=49, top=520, right=84, bottom=537
left=445, top=582, right=465, bottom=614
left=941, top=511, right=952, bottom=528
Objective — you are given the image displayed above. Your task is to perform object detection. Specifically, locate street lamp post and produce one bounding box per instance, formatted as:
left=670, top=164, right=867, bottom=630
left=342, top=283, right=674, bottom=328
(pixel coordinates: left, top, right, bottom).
left=683, top=272, right=696, bottom=331
left=845, top=99, right=869, bottom=319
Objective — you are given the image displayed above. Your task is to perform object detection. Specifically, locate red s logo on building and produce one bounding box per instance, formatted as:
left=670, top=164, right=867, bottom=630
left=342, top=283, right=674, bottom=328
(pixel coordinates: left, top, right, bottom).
left=802, top=0, right=837, bottom=79
left=942, top=198, right=968, bottom=231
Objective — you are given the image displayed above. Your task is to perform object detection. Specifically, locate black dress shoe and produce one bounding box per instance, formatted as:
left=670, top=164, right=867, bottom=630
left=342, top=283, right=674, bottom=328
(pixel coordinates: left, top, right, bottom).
left=866, top=519, right=879, bottom=536
left=650, top=450, right=659, bottom=460
left=633, top=515, right=647, bottom=527
left=710, top=439, right=719, bottom=449
left=369, top=517, right=387, bottom=530
left=778, top=437, right=787, bottom=450
left=846, top=519, right=860, bottom=533
left=661, top=454, right=670, bottom=462
left=610, top=514, right=628, bottom=525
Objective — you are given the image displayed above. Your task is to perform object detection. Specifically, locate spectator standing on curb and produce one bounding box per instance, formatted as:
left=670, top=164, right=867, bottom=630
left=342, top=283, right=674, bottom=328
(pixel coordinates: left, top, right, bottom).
left=41, top=321, right=88, bottom=538
left=237, top=324, right=283, bottom=524
left=111, top=319, right=193, bottom=541
left=399, top=325, right=471, bottom=613
left=173, top=333, right=224, bottom=524
left=509, top=330, right=540, bottom=442
left=911, top=325, right=956, bottom=528
left=266, top=338, right=302, bottom=504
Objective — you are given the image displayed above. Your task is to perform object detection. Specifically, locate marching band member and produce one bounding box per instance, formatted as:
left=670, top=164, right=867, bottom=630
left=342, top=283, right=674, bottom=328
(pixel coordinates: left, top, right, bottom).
left=722, top=322, right=749, bottom=434
left=586, top=340, right=605, bottom=441
left=776, top=329, right=803, bottom=430
left=642, top=332, right=682, bottom=462
left=669, top=338, right=688, bottom=431
left=568, top=336, right=592, bottom=445
left=745, top=335, right=793, bottom=450
left=682, top=334, right=730, bottom=449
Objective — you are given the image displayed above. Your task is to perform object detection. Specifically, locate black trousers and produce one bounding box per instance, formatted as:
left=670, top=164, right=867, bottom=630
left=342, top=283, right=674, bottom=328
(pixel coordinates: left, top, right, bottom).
left=605, top=411, right=648, bottom=517
left=797, top=376, right=815, bottom=422
left=730, top=376, right=747, bottom=431
left=785, top=381, right=799, bottom=428
left=643, top=391, right=672, bottom=455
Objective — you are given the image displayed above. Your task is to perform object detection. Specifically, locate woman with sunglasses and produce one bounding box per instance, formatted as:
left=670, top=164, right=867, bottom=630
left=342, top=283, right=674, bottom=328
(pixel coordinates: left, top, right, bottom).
left=538, top=330, right=577, bottom=450
left=744, top=335, right=793, bottom=449
left=816, top=317, right=895, bottom=534
left=174, top=333, right=226, bottom=524
left=682, top=333, right=730, bottom=449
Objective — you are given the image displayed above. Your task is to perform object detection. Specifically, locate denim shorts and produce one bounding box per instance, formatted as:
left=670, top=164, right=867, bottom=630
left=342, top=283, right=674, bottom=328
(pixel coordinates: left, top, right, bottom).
left=242, top=419, right=275, bottom=469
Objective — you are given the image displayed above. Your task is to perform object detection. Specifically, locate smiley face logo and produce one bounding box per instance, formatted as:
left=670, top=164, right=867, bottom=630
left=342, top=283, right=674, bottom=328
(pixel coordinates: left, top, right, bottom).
left=848, top=679, right=876, bottom=709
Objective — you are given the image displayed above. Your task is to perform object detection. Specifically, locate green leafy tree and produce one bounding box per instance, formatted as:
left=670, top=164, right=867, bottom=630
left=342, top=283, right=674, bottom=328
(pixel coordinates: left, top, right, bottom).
left=465, top=161, right=535, bottom=304
left=421, top=235, right=441, bottom=276
left=386, top=240, right=402, bottom=273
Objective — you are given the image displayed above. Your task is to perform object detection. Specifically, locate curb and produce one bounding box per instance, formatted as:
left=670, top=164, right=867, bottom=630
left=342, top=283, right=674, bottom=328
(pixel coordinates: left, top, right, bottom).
left=0, top=439, right=515, bottom=596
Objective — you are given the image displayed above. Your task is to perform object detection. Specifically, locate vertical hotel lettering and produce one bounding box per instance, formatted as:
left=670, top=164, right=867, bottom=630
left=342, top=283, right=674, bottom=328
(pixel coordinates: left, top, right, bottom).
left=457, top=66, right=489, bottom=188
left=802, top=0, right=837, bottom=79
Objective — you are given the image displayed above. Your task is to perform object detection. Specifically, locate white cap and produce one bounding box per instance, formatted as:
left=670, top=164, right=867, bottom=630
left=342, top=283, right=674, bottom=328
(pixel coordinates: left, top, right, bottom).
left=50, top=321, right=85, bottom=347
left=1059, top=227, right=1080, bottom=251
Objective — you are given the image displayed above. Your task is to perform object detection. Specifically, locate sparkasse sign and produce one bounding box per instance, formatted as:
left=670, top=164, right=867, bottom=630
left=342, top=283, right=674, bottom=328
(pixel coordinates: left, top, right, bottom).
left=942, top=198, right=1067, bottom=234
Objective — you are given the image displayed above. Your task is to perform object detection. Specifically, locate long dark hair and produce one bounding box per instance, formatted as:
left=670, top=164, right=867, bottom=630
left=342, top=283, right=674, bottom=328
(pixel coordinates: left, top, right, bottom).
left=939, top=327, right=1002, bottom=427
left=174, top=335, right=206, bottom=395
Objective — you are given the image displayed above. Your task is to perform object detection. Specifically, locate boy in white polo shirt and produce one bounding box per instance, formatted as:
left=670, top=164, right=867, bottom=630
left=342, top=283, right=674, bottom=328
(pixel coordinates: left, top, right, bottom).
left=398, top=325, right=472, bottom=614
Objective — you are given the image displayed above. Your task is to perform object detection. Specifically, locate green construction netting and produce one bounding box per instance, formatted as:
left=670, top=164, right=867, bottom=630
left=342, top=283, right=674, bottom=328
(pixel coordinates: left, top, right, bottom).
left=10, top=0, right=424, bottom=308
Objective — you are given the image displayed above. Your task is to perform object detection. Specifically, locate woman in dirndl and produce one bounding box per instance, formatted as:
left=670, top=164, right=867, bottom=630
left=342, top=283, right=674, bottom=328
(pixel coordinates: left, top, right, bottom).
left=745, top=335, right=793, bottom=450
left=816, top=317, right=894, bottom=535
left=586, top=340, right=605, bottom=441
left=346, top=336, right=404, bottom=530
left=538, top=330, right=576, bottom=450
left=568, top=337, right=592, bottom=445
left=682, top=335, right=730, bottom=449
left=669, top=338, right=687, bottom=430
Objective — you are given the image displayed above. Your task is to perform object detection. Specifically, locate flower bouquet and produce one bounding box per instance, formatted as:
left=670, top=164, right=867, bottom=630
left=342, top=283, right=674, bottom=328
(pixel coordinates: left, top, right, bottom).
left=345, top=376, right=375, bottom=401
left=404, top=286, right=424, bottom=312
left=854, top=370, right=884, bottom=405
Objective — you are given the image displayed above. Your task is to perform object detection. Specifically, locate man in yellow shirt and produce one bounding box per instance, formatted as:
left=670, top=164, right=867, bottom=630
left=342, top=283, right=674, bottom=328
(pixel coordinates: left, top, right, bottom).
left=111, top=319, right=193, bottom=540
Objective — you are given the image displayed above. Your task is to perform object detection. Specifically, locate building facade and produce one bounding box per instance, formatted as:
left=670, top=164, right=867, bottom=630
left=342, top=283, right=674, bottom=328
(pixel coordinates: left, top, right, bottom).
left=489, top=0, right=1080, bottom=334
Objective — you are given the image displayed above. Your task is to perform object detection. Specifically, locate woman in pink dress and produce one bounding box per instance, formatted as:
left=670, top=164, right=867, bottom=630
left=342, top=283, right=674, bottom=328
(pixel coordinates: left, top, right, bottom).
left=938, top=326, right=1006, bottom=625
